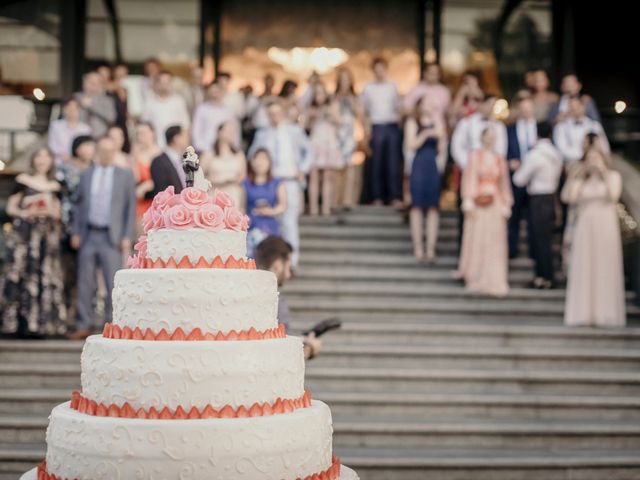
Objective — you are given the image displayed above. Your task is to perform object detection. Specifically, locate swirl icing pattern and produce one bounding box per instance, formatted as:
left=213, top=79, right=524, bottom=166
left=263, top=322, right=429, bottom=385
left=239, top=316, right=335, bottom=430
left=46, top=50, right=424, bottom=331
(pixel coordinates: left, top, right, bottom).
left=146, top=229, right=248, bottom=263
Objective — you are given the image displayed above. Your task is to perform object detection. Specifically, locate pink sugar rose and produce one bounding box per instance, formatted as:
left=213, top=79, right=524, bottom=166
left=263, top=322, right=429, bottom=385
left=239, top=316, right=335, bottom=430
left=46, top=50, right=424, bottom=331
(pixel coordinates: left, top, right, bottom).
left=163, top=204, right=193, bottom=229
left=214, top=190, right=234, bottom=209
left=133, top=235, right=148, bottom=257
left=193, top=204, right=225, bottom=231
left=126, top=255, right=140, bottom=269
left=143, top=207, right=165, bottom=232
left=152, top=186, right=175, bottom=211
left=224, top=207, right=245, bottom=231
left=181, top=187, right=210, bottom=209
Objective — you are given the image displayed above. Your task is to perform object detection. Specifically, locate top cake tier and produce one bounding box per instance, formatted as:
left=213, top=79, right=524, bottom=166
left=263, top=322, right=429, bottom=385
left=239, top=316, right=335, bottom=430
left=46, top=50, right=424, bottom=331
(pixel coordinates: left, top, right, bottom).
left=138, top=186, right=251, bottom=263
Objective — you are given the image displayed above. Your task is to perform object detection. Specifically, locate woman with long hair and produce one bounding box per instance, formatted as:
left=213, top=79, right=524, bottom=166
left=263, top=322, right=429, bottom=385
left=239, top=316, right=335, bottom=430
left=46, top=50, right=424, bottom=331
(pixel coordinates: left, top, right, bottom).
left=306, top=82, right=342, bottom=216
left=130, top=122, right=161, bottom=227
left=202, top=120, right=247, bottom=211
left=0, top=148, right=67, bottom=337
left=456, top=126, right=513, bottom=296
left=561, top=145, right=625, bottom=327
left=406, top=96, right=446, bottom=262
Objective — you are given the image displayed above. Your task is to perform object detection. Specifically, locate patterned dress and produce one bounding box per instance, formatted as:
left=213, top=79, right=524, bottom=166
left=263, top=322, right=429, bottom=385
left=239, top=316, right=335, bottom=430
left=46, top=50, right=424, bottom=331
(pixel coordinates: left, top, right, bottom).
left=0, top=182, right=67, bottom=336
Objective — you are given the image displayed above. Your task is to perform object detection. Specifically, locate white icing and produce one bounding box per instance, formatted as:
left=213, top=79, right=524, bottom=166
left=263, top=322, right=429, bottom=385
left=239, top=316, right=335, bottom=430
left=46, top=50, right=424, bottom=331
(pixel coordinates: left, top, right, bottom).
left=80, top=335, right=305, bottom=411
left=112, top=269, right=278, bottom=334
left=45, top=401, right=333, bottom=480
left=147, top=229, right=247, bottom=263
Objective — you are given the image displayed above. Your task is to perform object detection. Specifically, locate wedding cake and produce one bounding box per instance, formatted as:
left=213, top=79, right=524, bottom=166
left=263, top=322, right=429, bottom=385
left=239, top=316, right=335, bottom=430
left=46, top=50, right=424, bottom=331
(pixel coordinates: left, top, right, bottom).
left=22, top=148, right=357, bottom=480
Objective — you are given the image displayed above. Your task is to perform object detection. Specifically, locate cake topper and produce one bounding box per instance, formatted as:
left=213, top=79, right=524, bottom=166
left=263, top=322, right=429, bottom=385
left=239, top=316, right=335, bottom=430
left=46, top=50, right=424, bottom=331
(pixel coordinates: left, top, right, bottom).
left=182, top=146, right=212, bottom=191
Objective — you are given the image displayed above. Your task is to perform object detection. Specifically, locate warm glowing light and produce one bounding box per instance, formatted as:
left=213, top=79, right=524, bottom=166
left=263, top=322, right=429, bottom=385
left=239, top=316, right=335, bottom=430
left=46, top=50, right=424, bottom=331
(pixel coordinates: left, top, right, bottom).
left=267, top=47, right=348, bottom=74
left=493, top=99, right=510, bottom=120
left=614, top=100, right=627, bottom=114
left=33, top=88, right=45, bottom=101
left=0, top=160, right=5, bottom=171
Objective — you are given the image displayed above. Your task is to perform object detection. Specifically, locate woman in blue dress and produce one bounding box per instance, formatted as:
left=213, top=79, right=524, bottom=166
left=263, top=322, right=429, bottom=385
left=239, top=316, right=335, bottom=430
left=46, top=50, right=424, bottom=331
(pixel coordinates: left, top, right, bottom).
left=407, top=97, right=446, bottom=262
left=242, top=148, right=287, bottom=255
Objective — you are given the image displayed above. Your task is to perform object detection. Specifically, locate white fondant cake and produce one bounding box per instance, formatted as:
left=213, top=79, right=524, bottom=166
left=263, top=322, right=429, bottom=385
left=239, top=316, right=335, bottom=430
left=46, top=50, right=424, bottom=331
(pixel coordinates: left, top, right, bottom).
left=81, top=335, right=304, bottom=411
left=147, top=228, right=247, bottom=263
left=30, top=178, right=358, bottom=480
left=112, top=269, right=278, bottom=334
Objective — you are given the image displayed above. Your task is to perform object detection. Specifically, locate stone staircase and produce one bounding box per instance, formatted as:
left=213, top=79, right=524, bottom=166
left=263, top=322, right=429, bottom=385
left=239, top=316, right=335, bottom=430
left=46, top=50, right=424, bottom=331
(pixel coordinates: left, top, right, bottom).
left=1, top=207, right=640, bottom=479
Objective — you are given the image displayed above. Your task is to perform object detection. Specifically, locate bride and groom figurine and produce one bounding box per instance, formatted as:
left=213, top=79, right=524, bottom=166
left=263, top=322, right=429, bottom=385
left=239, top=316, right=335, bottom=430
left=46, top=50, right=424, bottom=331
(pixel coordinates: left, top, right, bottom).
left=182, top=146, right=212, bottom=191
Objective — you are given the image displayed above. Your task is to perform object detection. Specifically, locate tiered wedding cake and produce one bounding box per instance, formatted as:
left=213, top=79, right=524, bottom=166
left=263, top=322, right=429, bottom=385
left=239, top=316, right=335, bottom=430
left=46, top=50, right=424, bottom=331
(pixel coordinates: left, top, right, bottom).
left=22, top=148, right=357, bottom=480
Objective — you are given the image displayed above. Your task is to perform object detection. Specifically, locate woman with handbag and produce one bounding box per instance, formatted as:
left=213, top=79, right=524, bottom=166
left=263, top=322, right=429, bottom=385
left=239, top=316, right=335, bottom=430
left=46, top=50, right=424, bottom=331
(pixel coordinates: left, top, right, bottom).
left=455, top=126, right=513, bottom=297
left=0, top=148, right=67, bottom=337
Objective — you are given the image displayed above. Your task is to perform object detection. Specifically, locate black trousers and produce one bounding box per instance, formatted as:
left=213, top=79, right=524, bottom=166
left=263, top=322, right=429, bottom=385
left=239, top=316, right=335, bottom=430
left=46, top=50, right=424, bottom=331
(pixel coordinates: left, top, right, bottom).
left=528, top=194, right=555, bottom=282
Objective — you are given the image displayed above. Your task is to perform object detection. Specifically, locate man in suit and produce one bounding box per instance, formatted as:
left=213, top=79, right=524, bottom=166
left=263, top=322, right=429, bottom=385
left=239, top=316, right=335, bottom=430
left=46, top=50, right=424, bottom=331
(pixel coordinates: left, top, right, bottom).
left=68, top=136, right=136, bottom=339
left=248, top=100, right=313, bottom=267
left=547, top=73, right=600, bottom=124
left=507, top=93, right=537, bottom=258
left=149, top=125, right=190, bottom=196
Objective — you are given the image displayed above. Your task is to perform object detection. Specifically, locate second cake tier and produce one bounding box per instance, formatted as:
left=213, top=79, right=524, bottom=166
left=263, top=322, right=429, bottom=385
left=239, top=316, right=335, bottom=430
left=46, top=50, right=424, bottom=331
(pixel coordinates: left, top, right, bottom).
left=112, top=268, right=278, bottom=334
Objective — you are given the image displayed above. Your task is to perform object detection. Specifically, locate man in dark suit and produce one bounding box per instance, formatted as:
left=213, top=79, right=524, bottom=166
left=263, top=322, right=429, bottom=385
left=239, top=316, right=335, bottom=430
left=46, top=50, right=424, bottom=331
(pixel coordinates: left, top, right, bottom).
left=507, top=93, right=537, bottom=259
left=69, top=136, right=136, bottom=339
left=149, top=124, right=190, bottom=196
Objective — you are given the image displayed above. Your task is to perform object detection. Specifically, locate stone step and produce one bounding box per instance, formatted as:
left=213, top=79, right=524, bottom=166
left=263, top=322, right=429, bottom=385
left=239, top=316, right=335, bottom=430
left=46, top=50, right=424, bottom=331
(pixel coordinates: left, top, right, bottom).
left=335, top=446, right=640, bottom=480
left=317, top=391, right=640, bottom=421
left=0, top=444, right=43, bottom=477
left=304, top=367, right=640, bottom=396
left=284, top=281, right=570, bottom=301
left=313, top=344, right=640, bottom=371
left=330, top=417, right=640, bottom=450
left=0, top=341, right=83, bottom=363
left=293, top=265, right=563, bottom=287
left=300, top=322, right=640, bottom=349
left=300, top=252, right=536, bottom=271
left=300, top=238, right=539, bottom=255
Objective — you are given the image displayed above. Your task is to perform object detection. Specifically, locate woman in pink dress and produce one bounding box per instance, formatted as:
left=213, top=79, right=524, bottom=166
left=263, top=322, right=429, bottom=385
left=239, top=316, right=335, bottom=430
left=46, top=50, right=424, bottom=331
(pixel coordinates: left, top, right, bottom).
left=561, top=146, right=625, bottom=327
left=456, top=126, right=513, bottom=297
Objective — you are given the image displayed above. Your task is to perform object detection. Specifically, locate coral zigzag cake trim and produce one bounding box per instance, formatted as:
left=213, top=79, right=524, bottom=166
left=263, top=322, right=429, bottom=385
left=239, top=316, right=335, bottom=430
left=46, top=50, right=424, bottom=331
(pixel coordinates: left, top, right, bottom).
left=36, top=456, right=341, bottom=480
left=127, top=254, right=256, bottom=270
left=69, top=390, right=312, bottom=419
left=102, top=323, right=287, bottom=341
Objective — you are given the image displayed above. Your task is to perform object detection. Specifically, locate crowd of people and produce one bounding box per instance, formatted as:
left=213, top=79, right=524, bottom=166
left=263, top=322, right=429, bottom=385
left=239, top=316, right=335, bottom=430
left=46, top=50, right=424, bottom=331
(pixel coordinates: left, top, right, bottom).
left=0, top=57, right=627, bottom=339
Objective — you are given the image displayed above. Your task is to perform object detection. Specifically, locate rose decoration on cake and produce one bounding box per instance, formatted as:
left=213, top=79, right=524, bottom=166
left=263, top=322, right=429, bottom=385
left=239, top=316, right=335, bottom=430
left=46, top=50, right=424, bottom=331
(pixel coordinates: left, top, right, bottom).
left=194, top=204, right=225, bottom=231
left=163, top=204, right=193, bottom=229
left=142, top=187, right=249, bottom=233
left=224, top=207, right=245, bottom=231
left=181, top=187, right=210, bottom=209
left=133, top=235, right=148, bottom=257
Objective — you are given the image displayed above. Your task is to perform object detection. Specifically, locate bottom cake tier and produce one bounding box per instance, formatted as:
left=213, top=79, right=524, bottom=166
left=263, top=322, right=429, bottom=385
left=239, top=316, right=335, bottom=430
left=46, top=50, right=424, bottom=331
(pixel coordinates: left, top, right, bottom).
left=41, top=400, right=337, bottom=480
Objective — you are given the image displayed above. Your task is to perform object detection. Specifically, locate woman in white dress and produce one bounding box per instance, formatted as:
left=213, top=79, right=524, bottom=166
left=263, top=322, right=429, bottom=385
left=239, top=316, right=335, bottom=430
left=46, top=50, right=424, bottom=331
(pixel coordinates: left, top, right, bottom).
left=334, top=67, right=360, bottom=210
left=201, top=120, right=247, bottom=211
left=561, top=146, right=625, bottom=327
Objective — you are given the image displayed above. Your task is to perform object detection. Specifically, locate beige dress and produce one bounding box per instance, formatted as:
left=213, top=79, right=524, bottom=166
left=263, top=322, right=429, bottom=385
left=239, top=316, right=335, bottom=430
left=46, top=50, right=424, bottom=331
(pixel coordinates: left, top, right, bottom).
left=203, top=150, right=246, bottom=211
left=561, top=170, right=625, bottom=327
left=457, top=149, right=513, bottom=297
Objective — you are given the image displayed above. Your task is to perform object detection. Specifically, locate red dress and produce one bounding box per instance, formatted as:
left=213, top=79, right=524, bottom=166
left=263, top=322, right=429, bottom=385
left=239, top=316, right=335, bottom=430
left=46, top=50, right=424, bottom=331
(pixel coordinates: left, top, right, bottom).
left=136, top=158, right=153, bottom=219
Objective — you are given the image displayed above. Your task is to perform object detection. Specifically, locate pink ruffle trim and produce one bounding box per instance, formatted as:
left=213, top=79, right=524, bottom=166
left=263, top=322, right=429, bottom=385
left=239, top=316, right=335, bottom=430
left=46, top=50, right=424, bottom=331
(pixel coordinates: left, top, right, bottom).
left=127, top=254, right=256, bottom=270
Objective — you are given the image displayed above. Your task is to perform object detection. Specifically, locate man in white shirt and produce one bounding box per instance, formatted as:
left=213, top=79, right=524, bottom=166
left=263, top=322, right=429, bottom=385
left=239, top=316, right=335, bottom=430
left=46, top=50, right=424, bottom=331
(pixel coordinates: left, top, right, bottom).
left=553, top=95, right=610, bottom=165
left=192, top=82, right=235, bottom=153
left=141, top=71, right=190, bottom=149
left=248, top=100, right=313, bottom=267
left=361, top=57, right=403, bottom=207
left=179, top=65, right=205, bottom=118
left=513, top=122, right=563, bottom=288
left=450, top=93, right=508, bottom=170
left=506, top=93, right=538, bottom=258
